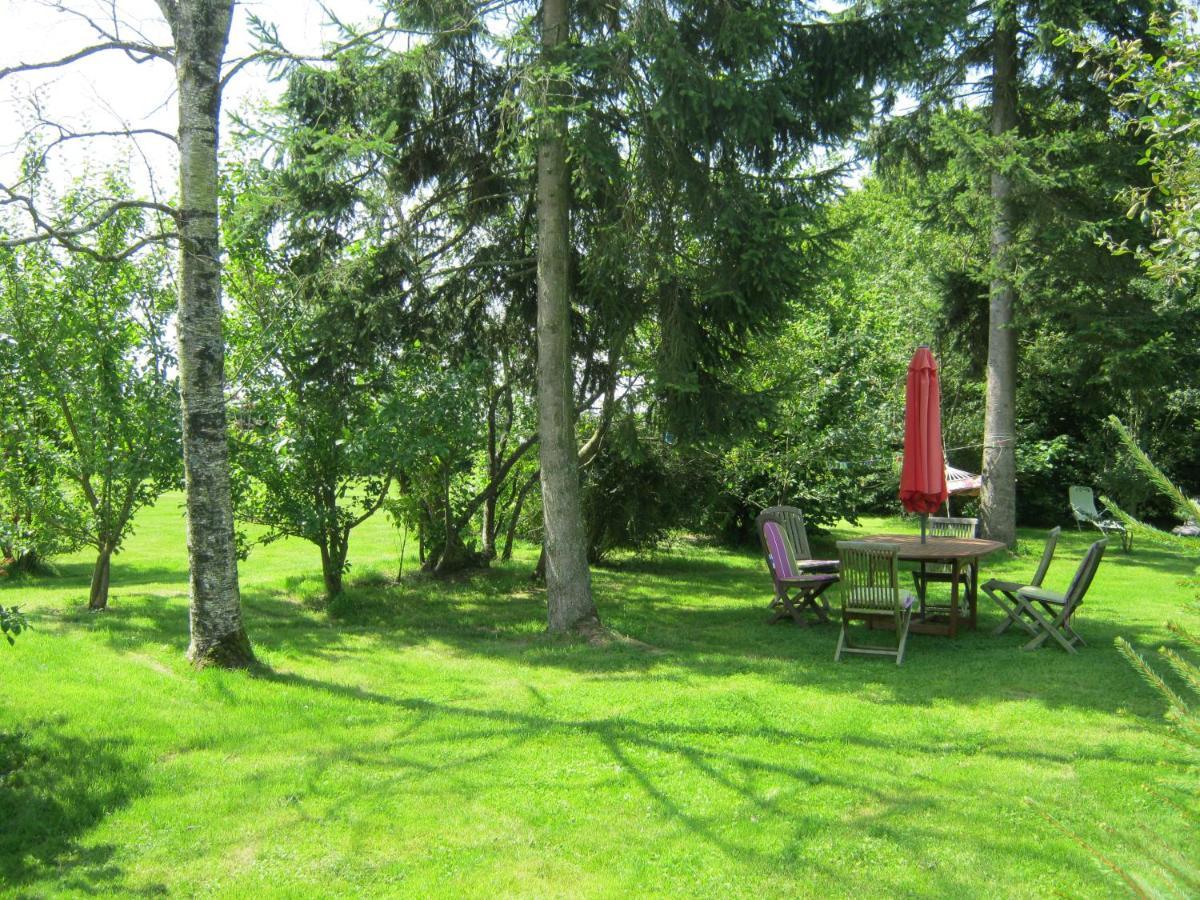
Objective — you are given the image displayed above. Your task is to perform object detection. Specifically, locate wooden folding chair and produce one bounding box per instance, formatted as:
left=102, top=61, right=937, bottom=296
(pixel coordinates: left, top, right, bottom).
left=834, top=541, right=917, bottom=665
left=757, top=518, right=838, bottom=626
left=983, top=526, right=1061, bottom=636
left=756, top=506, right=840, bottom=574
left=912, top=516, right=979, bottom=614
left=1014, top=539, right=1107, bottom=653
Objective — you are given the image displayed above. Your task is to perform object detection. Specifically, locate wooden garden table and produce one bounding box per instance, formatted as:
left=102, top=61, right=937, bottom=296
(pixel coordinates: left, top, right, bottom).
left=857, top=534, right=1007, bottom=636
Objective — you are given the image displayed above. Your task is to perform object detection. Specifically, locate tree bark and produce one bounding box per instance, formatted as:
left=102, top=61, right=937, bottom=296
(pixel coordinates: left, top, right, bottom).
left=87, top=544, right=113, bottom=611
left=319, top=532, right=347, bottom=597
left=164, top=0, right=255, bottom=667
left=980, top=1, right=1019, bottom=549
left=536, top=0, right=598, bottom=633
left=482, top=390, right=500, bottom=560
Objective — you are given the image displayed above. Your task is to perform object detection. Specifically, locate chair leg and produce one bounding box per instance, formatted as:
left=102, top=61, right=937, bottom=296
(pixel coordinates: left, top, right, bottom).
left=1060, top=609, right=1086, bottom=648
left=767, top=593, right=786, bottom=624
left=986, top=586, right=1038, bottom=636
left=786, top=592, right=809, bottom=627
left=1019, top=600, right=1079, bottom=653
left=895, top=606, right=912, bottom=666
left=806, top=581, right=834, bottom=624
left=835, top=607, right=854, bottom=660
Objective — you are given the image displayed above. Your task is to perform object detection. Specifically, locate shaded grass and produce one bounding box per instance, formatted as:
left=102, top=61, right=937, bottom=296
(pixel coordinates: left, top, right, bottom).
left=1, top=493, right=1197, bottom=896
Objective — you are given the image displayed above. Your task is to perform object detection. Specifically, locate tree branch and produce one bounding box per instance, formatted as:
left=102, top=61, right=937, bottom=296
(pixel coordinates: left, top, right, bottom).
left=0, top=41, right=173, bottom=81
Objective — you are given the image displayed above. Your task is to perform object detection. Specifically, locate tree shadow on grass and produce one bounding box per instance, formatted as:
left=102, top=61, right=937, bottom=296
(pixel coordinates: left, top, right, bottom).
left=247, top=666, right=1174, bottom=894
left=0, top=721, right=161, bottom=895
left=22, top=524, right=1195, bottom=725
left=44, top=551, right=1189, bottom=724
left=47, top=588, right=374, bottom=664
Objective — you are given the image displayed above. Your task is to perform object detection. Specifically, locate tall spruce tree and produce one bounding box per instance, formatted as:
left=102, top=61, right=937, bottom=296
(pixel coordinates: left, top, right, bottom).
left=871, top=0, right=1166, bottom=546
left=984, top=1, right=1019, bottom=548
left=251, top=0, right=954, bottom=631
left=536, top=0, right=597, bottom=631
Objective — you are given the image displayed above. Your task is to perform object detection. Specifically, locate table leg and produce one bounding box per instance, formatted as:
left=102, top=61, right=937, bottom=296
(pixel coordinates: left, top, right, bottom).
left=969, top=559, right=979, bottom=629
left=949, top=559, right=961, bottom=637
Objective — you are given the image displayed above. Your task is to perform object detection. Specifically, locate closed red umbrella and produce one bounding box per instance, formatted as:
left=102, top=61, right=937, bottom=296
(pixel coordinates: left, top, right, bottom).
left=899, top=346, right=948, bottom=542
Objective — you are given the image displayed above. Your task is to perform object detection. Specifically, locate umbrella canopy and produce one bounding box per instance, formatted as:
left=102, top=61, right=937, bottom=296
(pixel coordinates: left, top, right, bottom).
left=899, top=347, right=949, bottom=516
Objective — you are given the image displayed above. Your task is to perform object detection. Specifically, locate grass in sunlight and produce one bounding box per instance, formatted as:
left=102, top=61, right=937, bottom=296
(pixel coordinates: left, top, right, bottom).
left=1, top=493, right=1197, bottom=896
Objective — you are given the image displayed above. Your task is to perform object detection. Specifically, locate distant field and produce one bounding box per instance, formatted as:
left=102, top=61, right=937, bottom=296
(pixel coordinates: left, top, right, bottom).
left=1, top=493, right=1196, bottom=897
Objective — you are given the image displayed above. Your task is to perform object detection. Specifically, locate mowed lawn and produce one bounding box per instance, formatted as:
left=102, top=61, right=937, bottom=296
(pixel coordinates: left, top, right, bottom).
left=2, top=494, right=1197, bottom=897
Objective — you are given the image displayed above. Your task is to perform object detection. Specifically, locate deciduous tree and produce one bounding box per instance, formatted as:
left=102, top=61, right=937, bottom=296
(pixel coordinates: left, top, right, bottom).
left=0, top=183, right=179, bottom=610
left=0, top=0, right=255, bottom=665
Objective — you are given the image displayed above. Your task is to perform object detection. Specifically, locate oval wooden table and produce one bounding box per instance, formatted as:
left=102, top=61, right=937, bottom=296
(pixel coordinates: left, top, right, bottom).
left=856, top=534, right=1007, bottom=636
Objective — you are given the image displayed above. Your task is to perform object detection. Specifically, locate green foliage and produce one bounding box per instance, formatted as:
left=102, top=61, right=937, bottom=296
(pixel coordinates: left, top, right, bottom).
left=1116, top=625, right=1200, bottom=748
left=0, top=605, right=27, bottom=646
left=580, top=417, right=693, bottom=563
left=706, top=180, right=951, bottom=537
left=1014, top=436, right=1084, bottom=524
left=865, top=0, right=1200, bottom=523
left=1066, top=8, right=1200, bottom=286
left=384, top=356, right=494, bottom=574
left=0, top=177, right=180, bottom=604
left=247, top=0, right=959, bottom=521
left=1098, top=412, right=1200, bottom=873
left=224, top=168, right=408, bottom=596
left=1106, top=415, right=1200, bottom=524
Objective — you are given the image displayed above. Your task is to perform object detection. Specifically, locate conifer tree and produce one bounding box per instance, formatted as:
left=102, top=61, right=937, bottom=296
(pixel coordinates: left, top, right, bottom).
left=258, top=0, right=955, bottom=630
left=872, top=0, right=1166, bottom=546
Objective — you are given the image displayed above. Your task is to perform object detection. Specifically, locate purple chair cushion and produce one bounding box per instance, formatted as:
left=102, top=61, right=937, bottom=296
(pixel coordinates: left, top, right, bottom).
left=763, top=521, right=798, bottom=580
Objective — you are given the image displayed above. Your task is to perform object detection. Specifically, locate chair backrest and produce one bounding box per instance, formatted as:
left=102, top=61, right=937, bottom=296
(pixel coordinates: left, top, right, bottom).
left=1030, top=526, right=1062, bottom=588
left=1063, top=538, right=1107, bottom=609
left=836, top=541, right=902, bottom=613
left=1069, top=486, right=1100, bottom=522
left=928, top=516, right=979, bottom=539
left=756, top=506, right=813, bottom=561
left=759, top=519, right=800, bottom=584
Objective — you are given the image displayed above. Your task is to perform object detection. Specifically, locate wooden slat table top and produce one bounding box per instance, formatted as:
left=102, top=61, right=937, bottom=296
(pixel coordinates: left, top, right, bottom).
left=855, top=534, right=1007, bottom=562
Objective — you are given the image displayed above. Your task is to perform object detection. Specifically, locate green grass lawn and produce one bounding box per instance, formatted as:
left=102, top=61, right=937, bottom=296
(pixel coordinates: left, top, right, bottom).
left=2, top=494, right=1197, bottom=897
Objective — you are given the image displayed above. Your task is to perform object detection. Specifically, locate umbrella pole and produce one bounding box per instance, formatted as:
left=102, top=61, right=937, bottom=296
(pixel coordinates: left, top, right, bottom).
left=921, top=514, right=927, bottom=544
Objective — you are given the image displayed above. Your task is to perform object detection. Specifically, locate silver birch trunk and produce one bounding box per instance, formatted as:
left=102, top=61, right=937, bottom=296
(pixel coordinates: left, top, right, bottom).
left=537, top=0, right=598, bottom=633
left=980, top=2, right=1019, bottom=549
left=160, top=0, right=255, bottom=666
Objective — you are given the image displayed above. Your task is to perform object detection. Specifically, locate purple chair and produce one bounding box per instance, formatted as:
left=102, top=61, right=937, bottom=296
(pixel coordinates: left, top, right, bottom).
left=756, top=516, right=838, bottom=626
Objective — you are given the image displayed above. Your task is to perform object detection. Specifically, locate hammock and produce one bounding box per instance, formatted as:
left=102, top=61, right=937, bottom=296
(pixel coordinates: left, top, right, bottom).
left=946, top=465, right=981, bottom=497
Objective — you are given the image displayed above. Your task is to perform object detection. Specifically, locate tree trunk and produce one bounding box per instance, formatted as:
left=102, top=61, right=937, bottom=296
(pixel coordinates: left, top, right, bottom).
left=482, top=491, right=497, bottom=560
left=432, top=465, right=484, bottom=576
left=319, top=532, right=347, bottom=597
left=534, top=543, right=547, bottom=581
left=164, top=0, right=255, bottom=667
left=536, top=0, right=597, bottom=634
left=87, top=545, right=113, bottom=611
left=980, top=2, right=1019, bottom=549
left=482, top=393, right=499, bottom=560
left=503, top=471, right=539, bottom=562
left=3, top=547, right=44, bottom=577
left=434, top=527, right=476, bottom=576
